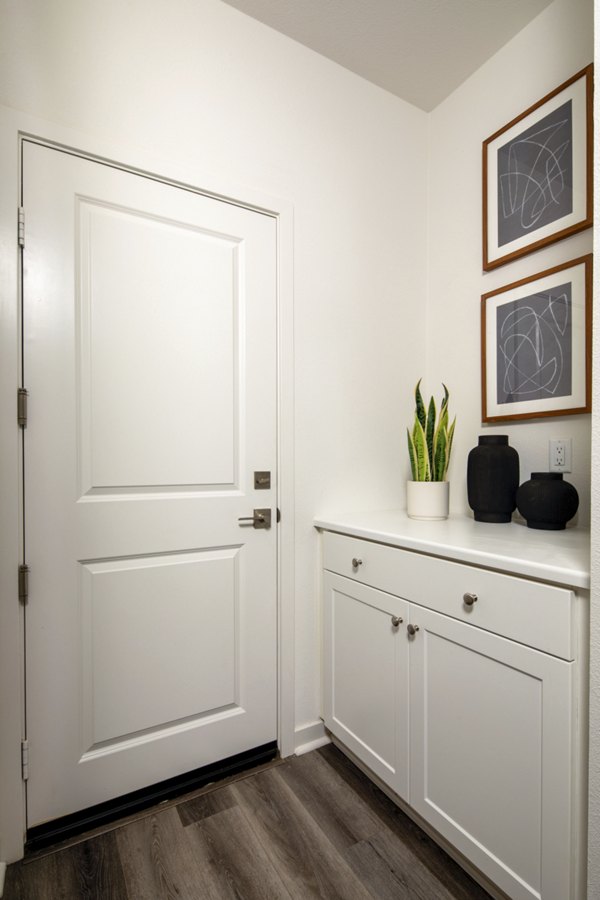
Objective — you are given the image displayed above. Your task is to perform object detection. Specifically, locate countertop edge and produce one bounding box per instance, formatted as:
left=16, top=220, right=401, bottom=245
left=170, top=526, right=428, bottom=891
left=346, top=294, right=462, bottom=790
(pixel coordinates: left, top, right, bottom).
left=314, top=516, right=590, bottom=591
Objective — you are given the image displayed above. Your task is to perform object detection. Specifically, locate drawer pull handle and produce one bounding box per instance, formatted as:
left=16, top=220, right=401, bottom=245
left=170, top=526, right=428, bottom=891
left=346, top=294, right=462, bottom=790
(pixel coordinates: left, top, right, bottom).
left=391, top=616, right=403, bottom=628
left=463, top=592, right=478, bottom=606
left=407, top=624, right=420, bottom=637
left=351, top=558, right=363, bottom=569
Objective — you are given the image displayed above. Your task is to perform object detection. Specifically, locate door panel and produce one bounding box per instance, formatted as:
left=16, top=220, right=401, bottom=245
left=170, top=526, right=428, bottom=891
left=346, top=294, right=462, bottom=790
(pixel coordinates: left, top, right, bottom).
left=80, top=549, right=239, bottom=751
left=78, top=197, right=238, bottom=491
left=23, top=141, right=278, bottom=827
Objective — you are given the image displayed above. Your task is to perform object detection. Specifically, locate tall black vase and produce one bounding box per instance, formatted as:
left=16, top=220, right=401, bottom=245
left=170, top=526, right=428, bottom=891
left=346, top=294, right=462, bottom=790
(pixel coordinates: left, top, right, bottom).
left=467, top=435, right=519, bottom=523
left=516, top=472, right=579, bottom=530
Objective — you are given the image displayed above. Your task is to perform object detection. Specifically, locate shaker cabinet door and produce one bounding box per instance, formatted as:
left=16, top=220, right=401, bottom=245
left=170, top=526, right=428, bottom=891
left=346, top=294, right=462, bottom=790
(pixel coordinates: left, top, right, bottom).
left=322, top=572, right=409, bottom=800
left=408, top=604, right=574, bottom=900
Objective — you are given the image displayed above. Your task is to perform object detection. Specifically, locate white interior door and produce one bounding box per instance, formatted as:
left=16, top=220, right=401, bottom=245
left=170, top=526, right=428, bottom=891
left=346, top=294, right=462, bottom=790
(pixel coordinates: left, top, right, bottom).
left=22, top=140, right=278, bottom=828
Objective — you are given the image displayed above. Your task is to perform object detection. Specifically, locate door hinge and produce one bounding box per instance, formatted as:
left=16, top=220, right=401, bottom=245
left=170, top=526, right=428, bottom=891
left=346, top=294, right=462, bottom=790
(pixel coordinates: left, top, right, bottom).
left=18, top=564, right=29, bottom=604
left=18, top=207, right=24, bottom=248
left=17, top=388, right=28, bottom=428
left=21, top=740, right=29, bottom=781
left=276, top=508, right=281, bottom=523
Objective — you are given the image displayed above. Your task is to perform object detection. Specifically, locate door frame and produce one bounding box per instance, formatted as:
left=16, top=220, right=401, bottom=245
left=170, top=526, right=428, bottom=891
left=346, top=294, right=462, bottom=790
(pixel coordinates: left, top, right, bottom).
left=0, top=106, right=295, bottom=863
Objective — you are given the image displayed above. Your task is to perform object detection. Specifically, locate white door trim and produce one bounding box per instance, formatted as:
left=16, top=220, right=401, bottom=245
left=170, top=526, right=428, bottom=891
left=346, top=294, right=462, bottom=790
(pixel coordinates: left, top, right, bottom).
left=0, top=105, right=295, bottom=862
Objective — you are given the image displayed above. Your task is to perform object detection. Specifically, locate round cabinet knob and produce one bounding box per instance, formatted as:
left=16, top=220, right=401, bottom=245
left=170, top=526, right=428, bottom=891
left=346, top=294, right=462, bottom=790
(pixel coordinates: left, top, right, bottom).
left=351, top=558, right=363, bottom=569
left=391, top=616, right=403, bottom=628
left=463, top=592, right=478, bottom=607
left=407, top=624, right=420, bottom=636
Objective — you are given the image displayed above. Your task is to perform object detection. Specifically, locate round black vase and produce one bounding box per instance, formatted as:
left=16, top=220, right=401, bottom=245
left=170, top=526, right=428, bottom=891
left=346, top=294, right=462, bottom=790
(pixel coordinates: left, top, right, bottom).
left=516, top=472, right=579, bottom=530
left=467, top=435, right=519, bottom=523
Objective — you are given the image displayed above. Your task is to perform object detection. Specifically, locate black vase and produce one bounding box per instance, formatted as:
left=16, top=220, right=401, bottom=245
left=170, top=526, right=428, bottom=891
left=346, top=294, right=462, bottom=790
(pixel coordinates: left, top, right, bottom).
left=467, top=435, right=519, bottom=523
left=516, top=472, right=579, bottom=530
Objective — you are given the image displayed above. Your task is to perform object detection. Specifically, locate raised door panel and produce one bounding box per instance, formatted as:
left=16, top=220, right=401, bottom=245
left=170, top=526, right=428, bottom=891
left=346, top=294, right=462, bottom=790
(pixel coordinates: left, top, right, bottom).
left=409, top=605, right=573, bottom=900
left=80, top=549, right=240, bottom=753
left=322, top=572, right=409, bottom=799
left=78, top=198, right=239, bottom=492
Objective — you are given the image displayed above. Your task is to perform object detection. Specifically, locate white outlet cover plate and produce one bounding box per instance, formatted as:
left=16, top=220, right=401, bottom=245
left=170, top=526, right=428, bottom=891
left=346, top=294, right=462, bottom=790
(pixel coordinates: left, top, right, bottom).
left=549, top=439, right=572, bottom=472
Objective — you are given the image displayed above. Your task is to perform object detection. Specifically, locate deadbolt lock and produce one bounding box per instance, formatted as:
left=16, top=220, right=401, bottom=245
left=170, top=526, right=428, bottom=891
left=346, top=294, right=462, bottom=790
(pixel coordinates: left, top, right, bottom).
left=254, top=471, right=271, bottom=490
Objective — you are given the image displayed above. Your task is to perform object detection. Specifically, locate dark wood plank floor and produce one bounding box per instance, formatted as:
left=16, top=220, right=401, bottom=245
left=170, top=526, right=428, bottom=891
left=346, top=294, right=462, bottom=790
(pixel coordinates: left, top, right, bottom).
left=5, top=744, right=491, bottom=899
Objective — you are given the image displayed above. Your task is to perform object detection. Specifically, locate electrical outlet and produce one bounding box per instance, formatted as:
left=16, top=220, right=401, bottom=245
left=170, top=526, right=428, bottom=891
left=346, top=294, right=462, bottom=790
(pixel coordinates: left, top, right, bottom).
left=549, top=439, right=572, bottom=473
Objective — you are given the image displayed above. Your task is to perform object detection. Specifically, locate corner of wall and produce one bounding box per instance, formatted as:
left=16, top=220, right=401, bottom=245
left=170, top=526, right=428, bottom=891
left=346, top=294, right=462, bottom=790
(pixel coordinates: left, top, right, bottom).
left=424, top=0, right=594, bottom=519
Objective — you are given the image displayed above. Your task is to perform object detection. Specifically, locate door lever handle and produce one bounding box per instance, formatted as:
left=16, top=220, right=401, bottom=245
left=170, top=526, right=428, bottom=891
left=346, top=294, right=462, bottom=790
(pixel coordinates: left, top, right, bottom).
left=238, top=508, right=272, bottom=529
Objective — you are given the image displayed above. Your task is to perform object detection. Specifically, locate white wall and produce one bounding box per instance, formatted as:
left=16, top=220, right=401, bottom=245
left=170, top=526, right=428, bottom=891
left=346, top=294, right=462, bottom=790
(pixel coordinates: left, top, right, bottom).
left=427, top=0, right=594, bottom=522
left=0, top=0, right=428, bottom=743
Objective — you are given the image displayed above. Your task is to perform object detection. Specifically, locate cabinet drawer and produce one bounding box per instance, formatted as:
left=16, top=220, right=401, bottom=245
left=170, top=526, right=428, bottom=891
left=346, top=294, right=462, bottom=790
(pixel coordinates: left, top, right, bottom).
left=322, top=531, right=575, bottom=659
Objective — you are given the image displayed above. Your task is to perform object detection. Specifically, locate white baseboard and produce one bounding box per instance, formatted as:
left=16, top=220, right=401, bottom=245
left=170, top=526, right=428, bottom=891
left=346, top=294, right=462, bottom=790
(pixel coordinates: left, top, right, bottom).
left=294, top=720, right=330, bottom=756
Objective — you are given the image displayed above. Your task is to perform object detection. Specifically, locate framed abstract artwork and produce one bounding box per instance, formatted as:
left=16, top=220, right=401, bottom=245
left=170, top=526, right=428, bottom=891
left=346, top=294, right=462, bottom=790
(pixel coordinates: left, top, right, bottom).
left=483, top=66, right=593, bottom=270
left=481, top=255, right=592, bottom=422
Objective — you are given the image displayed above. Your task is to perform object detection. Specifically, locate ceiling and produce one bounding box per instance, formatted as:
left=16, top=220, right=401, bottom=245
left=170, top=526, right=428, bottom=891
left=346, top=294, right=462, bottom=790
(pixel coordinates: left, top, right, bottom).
left=221, top=0, right=553, bottom=111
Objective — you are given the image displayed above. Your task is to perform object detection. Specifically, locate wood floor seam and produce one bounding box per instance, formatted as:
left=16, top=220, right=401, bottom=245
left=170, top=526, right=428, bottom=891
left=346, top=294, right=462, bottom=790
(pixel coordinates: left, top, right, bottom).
left=231, top=766, right=374, bottom=899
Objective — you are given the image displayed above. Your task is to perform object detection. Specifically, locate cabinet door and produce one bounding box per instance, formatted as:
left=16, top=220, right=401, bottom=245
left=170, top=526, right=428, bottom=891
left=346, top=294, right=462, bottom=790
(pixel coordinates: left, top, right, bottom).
left=322, top=572, right=409, bottom=799
left=409, top=605, right=574, bottom=900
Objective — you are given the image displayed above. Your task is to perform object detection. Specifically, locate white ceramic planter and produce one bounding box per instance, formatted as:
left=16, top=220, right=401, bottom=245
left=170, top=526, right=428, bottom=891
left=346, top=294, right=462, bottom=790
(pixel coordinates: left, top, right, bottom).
left=406, top=480, right=450, bottom=520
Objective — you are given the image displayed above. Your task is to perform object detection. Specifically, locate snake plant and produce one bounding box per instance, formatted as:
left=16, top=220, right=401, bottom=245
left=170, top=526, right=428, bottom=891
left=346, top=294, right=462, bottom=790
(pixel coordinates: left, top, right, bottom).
left=407, top=379, right=456, bottom=481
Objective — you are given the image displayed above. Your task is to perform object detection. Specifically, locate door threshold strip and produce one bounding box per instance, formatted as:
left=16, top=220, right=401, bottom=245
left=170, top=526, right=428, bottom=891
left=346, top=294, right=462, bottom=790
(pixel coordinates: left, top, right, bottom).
left=25, top=741, right=278, bottom=856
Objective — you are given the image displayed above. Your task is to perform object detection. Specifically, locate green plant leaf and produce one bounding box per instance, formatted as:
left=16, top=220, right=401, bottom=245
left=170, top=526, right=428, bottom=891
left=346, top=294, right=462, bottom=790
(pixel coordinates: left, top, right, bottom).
left=434, top=427, right=447, bottom=481
left=441, top=383, right=449, bottom=413
left=407, top=428, right=418, bottom=481
left=444, top=417, right=456, bottom=479
left=432, top=405, right=447, bottom=467
left=414, top=378, right=426, bottom=431
left=412, top=419, right=431, bottom=481
left=426, top=395, right=436, bottom=474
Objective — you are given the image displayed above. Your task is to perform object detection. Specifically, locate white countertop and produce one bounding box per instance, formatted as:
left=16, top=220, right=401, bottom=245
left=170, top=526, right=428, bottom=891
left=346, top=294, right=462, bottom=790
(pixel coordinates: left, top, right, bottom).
left=314, top=509, right=590, bottom=589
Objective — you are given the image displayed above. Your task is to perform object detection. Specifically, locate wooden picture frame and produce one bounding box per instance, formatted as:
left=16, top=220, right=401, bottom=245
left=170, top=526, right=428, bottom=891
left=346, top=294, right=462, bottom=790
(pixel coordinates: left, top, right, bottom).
left=483, top=65, right=593, bottom=271
left=481, top=255, right=592, bottom=422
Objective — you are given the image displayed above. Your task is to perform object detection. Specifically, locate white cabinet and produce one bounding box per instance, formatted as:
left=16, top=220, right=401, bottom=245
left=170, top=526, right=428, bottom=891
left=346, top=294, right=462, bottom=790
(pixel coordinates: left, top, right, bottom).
left=320, top=525, right=586, bottom=900
left=409, top=605, right=573, bottom=900
left=322, top=572, right=409, bottom=799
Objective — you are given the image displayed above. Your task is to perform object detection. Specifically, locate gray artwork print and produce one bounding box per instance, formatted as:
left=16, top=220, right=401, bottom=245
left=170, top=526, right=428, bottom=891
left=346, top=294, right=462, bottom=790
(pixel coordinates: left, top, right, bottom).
left=497, top=100, right=573, bottom=247
left=496, top=283, right=572, bottom=405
